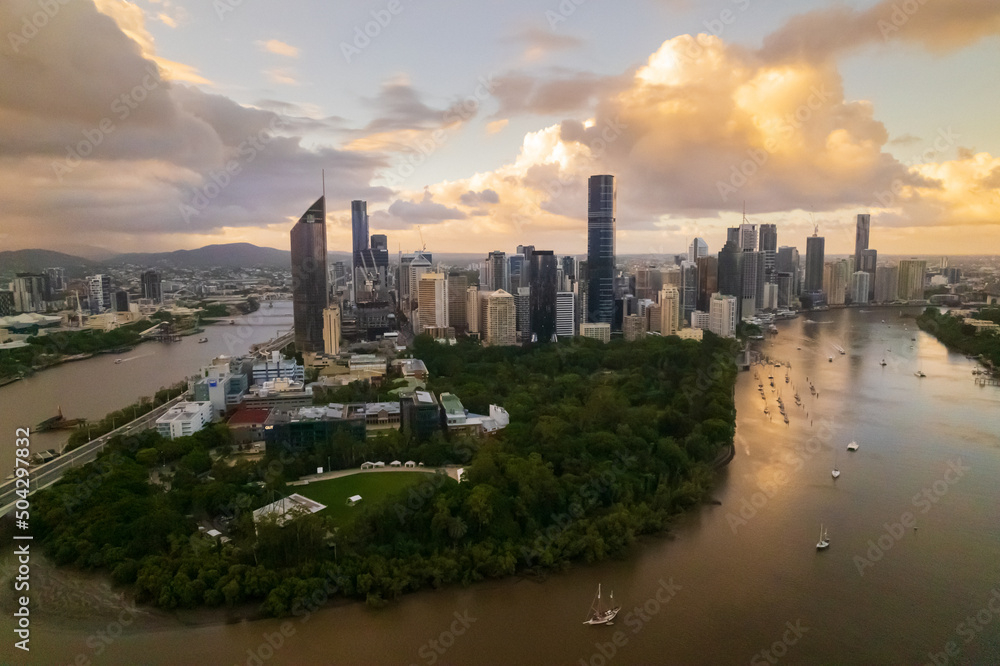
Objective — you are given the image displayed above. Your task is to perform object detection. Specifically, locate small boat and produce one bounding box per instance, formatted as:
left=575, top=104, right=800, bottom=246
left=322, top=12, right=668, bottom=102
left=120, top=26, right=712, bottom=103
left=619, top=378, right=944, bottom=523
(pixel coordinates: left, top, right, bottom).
left=115, top=359, right=123, bottom=364
left=583, top=584, right=621, bottom=626
left=915, top=370, right=926, bottom=378
left=817, top=524, right=830, bottom=550
left=832, top=468, right=840, bottom=478
left=847, top=441, right=859, bottom=452
left=880, top=359, right=887, bottom=367
left=828, top=357, right=833, bottom=363
left=198, top=337, right=209, bottom=343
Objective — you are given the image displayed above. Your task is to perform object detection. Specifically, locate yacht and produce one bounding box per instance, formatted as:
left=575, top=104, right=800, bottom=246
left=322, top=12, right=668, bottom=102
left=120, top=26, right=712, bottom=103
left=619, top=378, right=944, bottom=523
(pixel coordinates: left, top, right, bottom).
left=847, top=441, right=859, bottom=452
left=816, top=524, right=830, bottom=550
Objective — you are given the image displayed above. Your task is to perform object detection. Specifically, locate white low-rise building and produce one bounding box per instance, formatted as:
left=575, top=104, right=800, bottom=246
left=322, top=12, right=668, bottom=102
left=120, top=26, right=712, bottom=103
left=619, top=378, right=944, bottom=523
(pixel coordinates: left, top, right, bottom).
left=155, top=401, right=214, bottom=440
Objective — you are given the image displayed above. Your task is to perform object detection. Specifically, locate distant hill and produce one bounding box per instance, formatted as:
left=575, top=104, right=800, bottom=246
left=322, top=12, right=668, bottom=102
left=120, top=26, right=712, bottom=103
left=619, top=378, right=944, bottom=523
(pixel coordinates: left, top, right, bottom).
left=0, top=249, right=95, bottom=276
left=108, top=243, right=294, bottom=269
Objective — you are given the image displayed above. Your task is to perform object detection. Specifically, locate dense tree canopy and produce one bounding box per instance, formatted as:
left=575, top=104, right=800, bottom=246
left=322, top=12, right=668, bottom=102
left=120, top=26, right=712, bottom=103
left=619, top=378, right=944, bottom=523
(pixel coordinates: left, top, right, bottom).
left=31, top=333, right=738, bottom=616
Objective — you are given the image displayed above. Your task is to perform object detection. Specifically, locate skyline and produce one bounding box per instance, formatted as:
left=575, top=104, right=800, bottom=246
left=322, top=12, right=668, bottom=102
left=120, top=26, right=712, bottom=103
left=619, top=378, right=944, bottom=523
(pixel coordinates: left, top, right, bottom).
left=2, top=1, right=1000, bottom=257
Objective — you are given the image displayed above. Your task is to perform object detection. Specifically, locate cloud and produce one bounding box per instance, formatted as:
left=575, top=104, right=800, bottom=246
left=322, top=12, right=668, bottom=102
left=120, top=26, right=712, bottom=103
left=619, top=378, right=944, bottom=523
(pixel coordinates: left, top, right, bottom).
left=760, top=0, right=1000, bottom=63
left=460, top=189, right=500, bottom=206
left=491, top=68, right=630, bottom=117
left=486, top=119, right=509, bottom=134
left=0, top=0, right=390, bottom=249
left=383, top=191, right=468, bottom=225
left=264, top=67, right=301, bottom=86
left=258, top=39, right=300, bottom=58
left=506, top=25, right=584, bottom=61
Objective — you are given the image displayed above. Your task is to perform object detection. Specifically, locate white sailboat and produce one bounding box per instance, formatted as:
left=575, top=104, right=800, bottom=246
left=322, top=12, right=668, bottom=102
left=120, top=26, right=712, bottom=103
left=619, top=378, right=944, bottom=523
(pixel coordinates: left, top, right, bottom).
left=816, top=524, right=830, bottom=550
left=832, top=450, right=840, bottom=478
left=583, top=584, right=621, bottom=625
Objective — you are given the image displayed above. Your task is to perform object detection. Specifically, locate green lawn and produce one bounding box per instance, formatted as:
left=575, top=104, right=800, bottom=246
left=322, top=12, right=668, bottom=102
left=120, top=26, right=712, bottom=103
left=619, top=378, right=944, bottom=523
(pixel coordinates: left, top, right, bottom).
left=295, top=471, right=436, bottom=526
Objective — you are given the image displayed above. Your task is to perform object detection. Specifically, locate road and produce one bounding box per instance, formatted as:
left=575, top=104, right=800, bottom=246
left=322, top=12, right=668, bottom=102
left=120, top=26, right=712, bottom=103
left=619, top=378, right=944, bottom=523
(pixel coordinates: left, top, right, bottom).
left=0, top=394, right=187, bottom=517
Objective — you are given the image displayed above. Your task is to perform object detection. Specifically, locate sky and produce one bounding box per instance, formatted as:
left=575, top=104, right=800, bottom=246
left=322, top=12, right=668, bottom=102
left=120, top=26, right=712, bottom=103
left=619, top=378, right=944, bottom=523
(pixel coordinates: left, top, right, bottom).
left=1, top=0, right=999, bottom=258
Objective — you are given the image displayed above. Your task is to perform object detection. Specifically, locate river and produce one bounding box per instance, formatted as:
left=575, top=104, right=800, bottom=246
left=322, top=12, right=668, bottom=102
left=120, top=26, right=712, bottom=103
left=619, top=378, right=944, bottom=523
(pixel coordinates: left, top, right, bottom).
left=4, top=307, right=1000, bottom=665
left=0, top=302, right=294, bottom=479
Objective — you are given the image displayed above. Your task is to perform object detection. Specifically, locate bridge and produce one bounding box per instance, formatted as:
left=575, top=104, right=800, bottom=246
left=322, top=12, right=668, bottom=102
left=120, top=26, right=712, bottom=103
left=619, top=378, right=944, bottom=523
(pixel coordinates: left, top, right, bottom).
left=0, top=394, right=188, bottom=517
left=251, top=329, right=295, bottom=355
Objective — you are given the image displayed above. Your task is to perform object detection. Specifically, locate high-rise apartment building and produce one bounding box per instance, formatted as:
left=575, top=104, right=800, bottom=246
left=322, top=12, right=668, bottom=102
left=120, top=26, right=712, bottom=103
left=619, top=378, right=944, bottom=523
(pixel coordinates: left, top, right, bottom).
left=465, top=286, right=480, bottom=334
left=850, top=272, right=871, bottom=305
left=447, top=274, right=468, bottom=333
left=696, top=256, right=718, bottom=312
left=660, top=286, right=680, bottom=336
left=874, top=265, right=899, bottom=303
left=482, top=290, right=516, bottom=347
left=86, top=274, right=112, bottom=314
left=898, top=259, right=928, bottom=301
left=709, top=293, right=737, bottom=338
left=586, top=174, right=616, bottom=325
left=804, top=233, right=825, bottom=293
left=417, top=273, right=449, bottom=332
left=854, top=214, right=870, bottom=269
left=12, top=273, right=47, bottom=313
left=290, top=196, right=329, bottom=353
left=623, top=315, right=647, bottom=342
left=556, top=292, right=575, bottom=337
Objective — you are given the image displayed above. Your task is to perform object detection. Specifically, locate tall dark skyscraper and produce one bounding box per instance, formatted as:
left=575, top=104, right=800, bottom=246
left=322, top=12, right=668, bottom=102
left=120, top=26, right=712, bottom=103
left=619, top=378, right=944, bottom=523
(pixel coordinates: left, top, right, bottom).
left=805, top=231, right=825, bottom=293
left=291, top=196, right=329, bottom=353
left=529, top=250, right=558, bottom=341
left=854, top=214, right=870, bottom=269
left=370, top=234, right=389, bottom=268
left=587, top=174, right=616, bottom=325
left=759, top=223, right=777, bottom=283
left=351, top=200, right=369, bottom=303
left=141, top=270, right=161, bottom=303
left=717, top=240, right=743, bottom=318
left=696, top=256, right=718, bottom=311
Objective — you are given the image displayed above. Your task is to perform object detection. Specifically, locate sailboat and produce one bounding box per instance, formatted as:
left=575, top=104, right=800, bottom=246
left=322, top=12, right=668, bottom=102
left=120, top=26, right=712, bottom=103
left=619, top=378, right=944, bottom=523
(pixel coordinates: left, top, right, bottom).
left=583, top=584, right=621, bottom=625
left=832, top=450, right=840, bottom=478
left=816, top=524, right=830, bottom=550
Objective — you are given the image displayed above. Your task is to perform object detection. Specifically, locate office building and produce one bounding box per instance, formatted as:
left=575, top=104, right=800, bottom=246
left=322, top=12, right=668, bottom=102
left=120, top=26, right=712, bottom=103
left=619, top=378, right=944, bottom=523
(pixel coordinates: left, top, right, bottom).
left=86, top=274, right=112, bottom=314
left=690, top=310, right=710, bottom=330
left=351, top=200, right=369, bottom=303
left=636, top=266, right=662, bottom=301
left=776, top=247, right=800, bottom=295
left=709, top=293, right=737, bottom=338
left=726, top=227, right=740, bottom=246
left=762, top=283, right=779, bottom=310
left=12, top=273, right=47, bottom=313
left=804, top=233, right=825, bottom=293
left=660, top=286, right=680, bottom=336
left=156, top=401, right=214, bottom=440
left=514, top=287, right=531, bottom=342
left=529, top=250, right=558, bottom=342
left=417, top=273, right=449, bottom=332
left=854, top=214, right=871, bottom=269
left=140, top=270, right=161, bottom=303
left=689, top=238, right=709, bottom=262
left=252, top=352, right=306, bottom=384
left=507, top=253, right=526, bottom=293
left=290, top=196, right=329, bottom=353
left=898, top=259, right=928, bottom=301
left=580, top=322, right=611, bottom=343
left=776, top=273, right=795, bottom=308
left=859, top=249, right=878, bottom=302
left=696, top=256, right=718, bottom=312
left=850, top=271, right=871, bottom=305
left=586, top=174, right=616, bottom=325
left=679, top=261, right=698, bottom=325
left=114, top=290, right=130, bottom=313
left=323, top=306, right=341, bottom=355
left=0, top=291, right=13, bottom=317
left=556, top=292, right=576, bottom=337
left=717, top=240, right=742, bottom=307
left=738, top=223, right=758, bottom=252
left=740, top=251, right=762, bottom=318
left=447, top=274, right=468, bottom=334
left=623, top=314, right=647, bottom=341
left=400, top=390, right=442, bottom=441
left=44, top=268, right=65, bottom=296
left=759, top=224, right=777, bottom=283
left=484, top=251, right=507, bottom=292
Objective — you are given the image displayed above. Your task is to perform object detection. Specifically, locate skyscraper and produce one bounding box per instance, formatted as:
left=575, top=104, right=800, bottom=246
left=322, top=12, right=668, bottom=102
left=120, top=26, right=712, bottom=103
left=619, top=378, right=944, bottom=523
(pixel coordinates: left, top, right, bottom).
left=850, top=271, right=871, bottom=305
left=717, top=240, right=743, bottom=317
left=854, top=214, right=871, bottom=269
left=696, top=256, right=718, bottom=312
left=556, top=292, right=576, bottom=337
left=709, top=293, right=737, bottom=338
left=466, top=286, right=480, bottom=334
left=740, top=250, right=762, bottom=318
left=323, top=306, right=341, bottom=355
left=804, top=232, right=825, bottom=293
left=484, top=251, right=507, bottom=292
left=447, top=274, right=468, bottom=333
left=290, top=196, right=329, bottom=353
left=738, top=223, right=758, bottom=251
left=776, top=247, right=800, bottom=295
left=86, top=274, right=112, bottom=314
left=141, top=270, right=161, bottom=303
left=759, top=224, right=777, bottom=283
left=689, top=238, right=708, bottom=262
left=530, top=250, right=558, bottom=342
left=417, top=273, right=449, bottom=332
left=660, top=286, right=680, bottom=336
left=679, top=261, right=698, bottom=325
left=351, top=200, right=369, bottom=303
left=482, top=289, right=516, bottom=347
left=13, top=273, right=47, bottom=313
left=898, top=259, right=928, bottom=301
left=587, top=174, right=616, bottom=325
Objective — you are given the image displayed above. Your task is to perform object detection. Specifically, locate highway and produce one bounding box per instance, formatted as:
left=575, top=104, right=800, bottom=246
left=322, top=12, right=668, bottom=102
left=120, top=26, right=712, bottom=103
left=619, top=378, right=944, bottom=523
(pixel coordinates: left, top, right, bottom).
left=0, top=394, right=187, bottom=517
